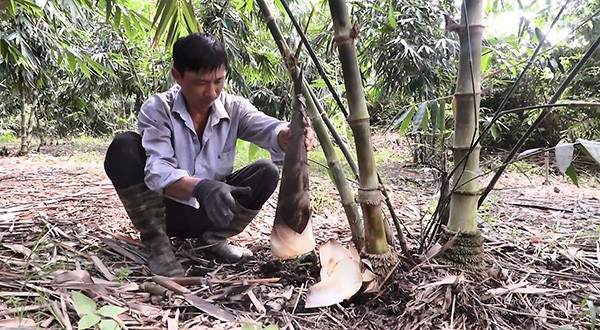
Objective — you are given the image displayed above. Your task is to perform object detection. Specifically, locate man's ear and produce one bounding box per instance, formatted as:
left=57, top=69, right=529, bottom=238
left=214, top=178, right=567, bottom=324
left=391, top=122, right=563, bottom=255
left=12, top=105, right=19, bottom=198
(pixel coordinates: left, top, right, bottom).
left=171, top=68, right=182, bottom=82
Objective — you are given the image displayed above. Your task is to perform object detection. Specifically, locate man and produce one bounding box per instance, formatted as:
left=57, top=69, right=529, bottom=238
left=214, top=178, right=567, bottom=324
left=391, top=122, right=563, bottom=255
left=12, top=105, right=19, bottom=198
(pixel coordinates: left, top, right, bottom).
left=104, top=33, right=317, bottom=277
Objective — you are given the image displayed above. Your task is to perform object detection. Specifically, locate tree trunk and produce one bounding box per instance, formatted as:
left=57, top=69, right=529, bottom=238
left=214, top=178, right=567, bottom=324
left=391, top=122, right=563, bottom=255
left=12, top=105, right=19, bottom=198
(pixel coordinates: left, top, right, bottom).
left=26, top=92, right=37, bottom=150
left=18, top=80, right=29, bottom=156
left=440, top=0, right=486, bottom=276
left=328, top=0, right=396, bottom=270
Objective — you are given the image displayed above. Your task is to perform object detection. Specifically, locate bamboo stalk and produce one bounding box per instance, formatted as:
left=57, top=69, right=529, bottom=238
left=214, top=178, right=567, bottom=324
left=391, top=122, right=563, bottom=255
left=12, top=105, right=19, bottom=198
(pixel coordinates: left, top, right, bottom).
left=278, top=0, right=348, bottom=118
left=441, top=0, right=486, bottom=275
left=328, top=0, right=388, bottom=255
left=256, top=0, right=364, bottom=250
left=447, top=0, right=484, bottom=233
left=268, top=0, right=411, bottom=258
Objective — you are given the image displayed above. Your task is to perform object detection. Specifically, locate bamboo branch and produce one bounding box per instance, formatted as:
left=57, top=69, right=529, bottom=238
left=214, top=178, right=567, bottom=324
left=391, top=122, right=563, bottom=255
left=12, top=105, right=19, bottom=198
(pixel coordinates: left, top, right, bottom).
left=278, top=0, right=348, bottom=118
left=274, top=0, right=411, bottom=256
left=479, top=34, right=600, bottom=206
left=446, top=1, right=571, bottom=188
left=255, top=0, right=364, bottom=250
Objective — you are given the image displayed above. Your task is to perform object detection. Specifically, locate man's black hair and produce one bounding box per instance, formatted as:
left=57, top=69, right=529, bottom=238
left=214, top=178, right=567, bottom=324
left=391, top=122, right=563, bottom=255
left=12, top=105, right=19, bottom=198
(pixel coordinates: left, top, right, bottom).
left=172, top=33, right=229, bottom=76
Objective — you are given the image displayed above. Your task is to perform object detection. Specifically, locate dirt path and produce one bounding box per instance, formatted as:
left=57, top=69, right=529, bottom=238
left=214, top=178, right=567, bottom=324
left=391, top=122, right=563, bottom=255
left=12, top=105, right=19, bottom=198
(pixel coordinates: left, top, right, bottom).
left=0, top=138, right=599, bottom=329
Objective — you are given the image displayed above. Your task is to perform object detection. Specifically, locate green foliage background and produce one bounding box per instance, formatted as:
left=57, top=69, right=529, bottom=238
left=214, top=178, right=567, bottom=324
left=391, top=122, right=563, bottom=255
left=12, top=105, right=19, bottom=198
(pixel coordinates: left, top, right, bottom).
left=0, top=0, right=598, bottom=154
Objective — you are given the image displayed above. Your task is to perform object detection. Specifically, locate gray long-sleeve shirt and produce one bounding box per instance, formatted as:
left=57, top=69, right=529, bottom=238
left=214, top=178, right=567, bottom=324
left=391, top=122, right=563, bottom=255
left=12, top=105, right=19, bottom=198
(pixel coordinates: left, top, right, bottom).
left=138, top=85, right=287, bottom=208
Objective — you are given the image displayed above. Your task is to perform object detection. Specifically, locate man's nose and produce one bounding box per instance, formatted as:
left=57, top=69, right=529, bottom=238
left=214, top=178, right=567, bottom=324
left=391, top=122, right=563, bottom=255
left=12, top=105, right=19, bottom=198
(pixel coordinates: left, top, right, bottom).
left=206, top=84, right=219, bottom=98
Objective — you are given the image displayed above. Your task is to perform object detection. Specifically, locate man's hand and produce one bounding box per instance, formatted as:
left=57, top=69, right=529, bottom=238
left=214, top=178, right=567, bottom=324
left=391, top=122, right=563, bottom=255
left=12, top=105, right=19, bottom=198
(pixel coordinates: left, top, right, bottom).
left=192, top=180, right=251, bottom=225
left=278, top=124, right=319, bottom=152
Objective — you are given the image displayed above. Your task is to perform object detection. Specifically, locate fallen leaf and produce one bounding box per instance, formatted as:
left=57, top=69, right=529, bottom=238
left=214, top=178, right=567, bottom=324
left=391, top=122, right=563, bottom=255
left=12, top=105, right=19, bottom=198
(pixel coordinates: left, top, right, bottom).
left=127, top=302, right=163, bottom=317
left=51, top=270, right=93, bottom=285
left=418, top=274, right=465, bottom=290
left=514, top=287, right=555, bottom=294
left=3, top=243, right=35, bottom=259
left=487, top=281, right=554, bottom=296
left=0, top=318, right=36, bottom=327
left=305, top=239, right=364, bottom=308
left=421, top=242, right=442, bottom=261
left=305, top=258, right=362, bottom=308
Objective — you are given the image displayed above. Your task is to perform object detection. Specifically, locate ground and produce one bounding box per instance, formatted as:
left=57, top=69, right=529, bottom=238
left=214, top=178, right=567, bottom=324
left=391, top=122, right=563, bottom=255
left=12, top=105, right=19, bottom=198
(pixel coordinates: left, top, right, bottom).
left=0, top=135, right=599, bottom=330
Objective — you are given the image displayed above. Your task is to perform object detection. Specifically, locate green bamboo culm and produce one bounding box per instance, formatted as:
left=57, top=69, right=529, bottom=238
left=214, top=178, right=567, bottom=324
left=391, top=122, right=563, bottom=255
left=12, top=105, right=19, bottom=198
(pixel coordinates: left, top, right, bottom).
left=255, top=0, right=365, bottom=251
left=442, top=0, right=486, bottom=276
left=327, top=0, right=388, bottom=256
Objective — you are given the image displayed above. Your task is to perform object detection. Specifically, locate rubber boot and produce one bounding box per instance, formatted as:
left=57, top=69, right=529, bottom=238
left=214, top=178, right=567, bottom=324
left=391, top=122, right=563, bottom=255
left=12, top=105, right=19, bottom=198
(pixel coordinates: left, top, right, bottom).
left=199, top=203, right=259, bottom=263
left=116, top=183, right=185, bottom=277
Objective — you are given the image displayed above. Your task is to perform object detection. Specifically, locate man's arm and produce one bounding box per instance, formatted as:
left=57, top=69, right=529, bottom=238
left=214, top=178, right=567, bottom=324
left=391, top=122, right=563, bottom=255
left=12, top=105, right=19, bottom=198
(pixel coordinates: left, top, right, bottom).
left=164, top=176, right=201, bottom=199
left=138, top=93, right=192, bottom=197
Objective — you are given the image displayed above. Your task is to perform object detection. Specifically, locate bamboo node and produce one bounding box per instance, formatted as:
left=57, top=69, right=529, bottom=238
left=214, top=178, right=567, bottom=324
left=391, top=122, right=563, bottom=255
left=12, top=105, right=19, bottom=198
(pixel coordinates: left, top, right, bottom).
left=347, top=117, right=369, bottom=125
left=452, top=145, right=481, bottom=151
left=356, top=188, right=384, bottom=204
left=452, top=189, right=482, bottom=196
left=438, top=226, right=486, bottom=278
left=262, top=14, right=275, bottom=24
left=333, top=34, right=352, bottom=44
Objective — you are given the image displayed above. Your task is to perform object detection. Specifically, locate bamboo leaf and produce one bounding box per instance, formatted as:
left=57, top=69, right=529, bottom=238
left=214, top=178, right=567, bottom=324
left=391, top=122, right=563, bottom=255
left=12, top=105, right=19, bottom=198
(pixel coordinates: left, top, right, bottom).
left=490, top=123, right=499, bottom=140
left=388, top=105, right=413, bottom=134
left=534, top=27, right=544, bottom=44
left=98, top=319, right=120, bottom=330
left=152, top=0, right=170, bottom=26
left=105, top=0, right=112, bottom=18
left=387, top=0, right=397, bottom=29
left=241, top=324, right=260, bottom=330
left=516, top=147, right=543, bottom=160
left=71, top=291, right=97, bottom=315
left=588, top=299, right=597, bottom=330
left=437, top=100, right=446, bottom=131
left=412, top=101, right=428, bottom=132
left=274, top=0, right=285, bottom=15
left=554, top=143, right=574, bottom=174
left=76, top=58, right=91, bottom=78
left=165, top=14, right=179, bottom=50
left=0, top=40, right=8, bottom=59
left=153, top=0, right=176, bottom=46
left=181, top=0, right=199, bottom=33
left=78, top=314, right=101, bottom=330
left=481, top=52, right=490, bottom=73
left=430, top=101, right=438, bottom=133
left=122, top=12, right=132, bottom=36
left=98, top=306, right=127, bottom=318
left=565, top=164, right=579, bottom=187
left=577, top=139, right=600, bottom=165
left=397, top=107, right=415, bottom=136
left=113, top=6, right=121, bottom=29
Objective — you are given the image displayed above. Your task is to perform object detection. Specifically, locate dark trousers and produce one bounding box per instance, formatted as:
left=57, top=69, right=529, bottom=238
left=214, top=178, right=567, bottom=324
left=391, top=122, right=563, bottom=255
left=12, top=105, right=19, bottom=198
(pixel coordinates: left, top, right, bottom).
left=104, top=132, right=279, bottom=238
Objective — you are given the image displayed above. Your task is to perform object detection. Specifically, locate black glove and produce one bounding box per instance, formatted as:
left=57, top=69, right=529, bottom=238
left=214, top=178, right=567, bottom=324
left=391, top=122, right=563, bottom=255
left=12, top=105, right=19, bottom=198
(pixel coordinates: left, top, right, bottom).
left=192, top=180, right=251, bottom=225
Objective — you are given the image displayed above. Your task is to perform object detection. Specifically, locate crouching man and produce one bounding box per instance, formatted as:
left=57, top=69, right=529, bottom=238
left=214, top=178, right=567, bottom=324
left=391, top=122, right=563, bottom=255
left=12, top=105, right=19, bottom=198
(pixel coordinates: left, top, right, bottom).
left=104, top=33, right=317, bottom=277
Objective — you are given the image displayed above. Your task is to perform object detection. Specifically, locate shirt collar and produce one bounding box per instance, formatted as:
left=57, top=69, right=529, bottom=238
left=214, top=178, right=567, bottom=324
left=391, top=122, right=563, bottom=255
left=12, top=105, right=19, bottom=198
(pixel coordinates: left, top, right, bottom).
left=171, top=86, right=195, bottom=132
left=172, top=86, right=230, bottom=126
left=209, top=94, right=230, bottom=126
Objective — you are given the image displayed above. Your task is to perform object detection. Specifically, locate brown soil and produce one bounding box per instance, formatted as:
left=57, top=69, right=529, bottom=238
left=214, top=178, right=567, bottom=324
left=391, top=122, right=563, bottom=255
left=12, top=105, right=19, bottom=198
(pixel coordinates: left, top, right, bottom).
left=0, top=135, right=599, bottom=329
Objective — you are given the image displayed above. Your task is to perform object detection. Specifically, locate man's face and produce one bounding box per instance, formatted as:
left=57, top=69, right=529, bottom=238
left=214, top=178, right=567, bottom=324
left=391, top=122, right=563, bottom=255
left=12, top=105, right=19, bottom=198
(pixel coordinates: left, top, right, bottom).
left=172, top=65, right=226, bottom=111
